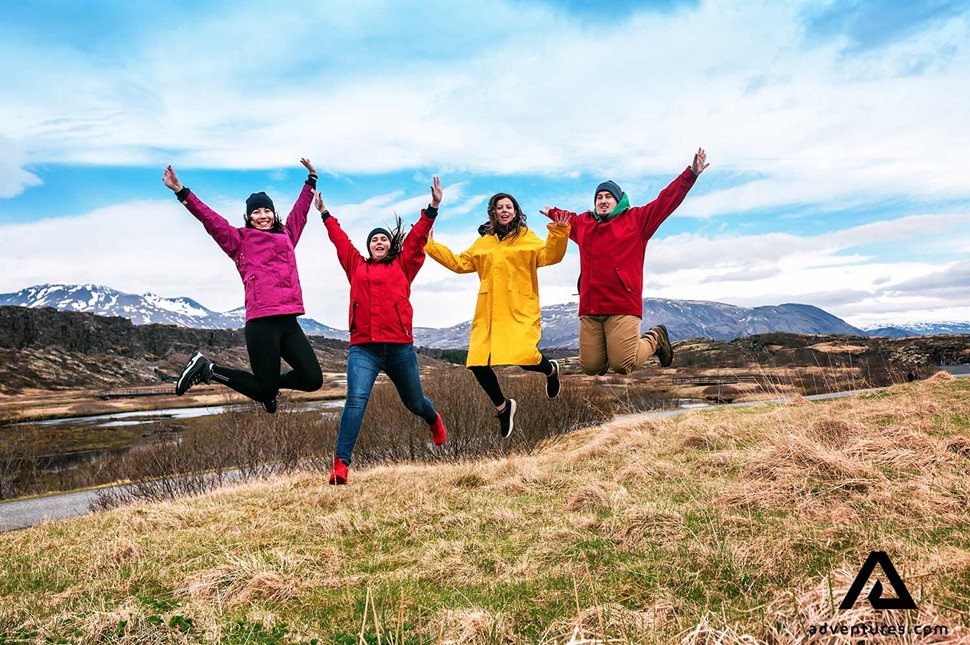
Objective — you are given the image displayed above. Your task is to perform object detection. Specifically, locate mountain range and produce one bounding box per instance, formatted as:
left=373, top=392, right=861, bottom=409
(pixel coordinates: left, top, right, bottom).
left=2, top=283, right=967, bottom=349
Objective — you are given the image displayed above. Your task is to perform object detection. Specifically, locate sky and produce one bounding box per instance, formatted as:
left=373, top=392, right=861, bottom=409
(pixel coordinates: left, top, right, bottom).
left=1, top=0, right=968, bottom=330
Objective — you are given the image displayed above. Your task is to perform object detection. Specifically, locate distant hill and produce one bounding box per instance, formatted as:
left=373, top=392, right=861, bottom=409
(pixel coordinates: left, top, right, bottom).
left=0, top=283, right=348, bottom=340
left=0, top=305, right=352, bottom=392
left=415, top=299, right=867, bottom=349
left=5, top=283, right=968, bottom=349
left=863, top=322, right=970, bottom=337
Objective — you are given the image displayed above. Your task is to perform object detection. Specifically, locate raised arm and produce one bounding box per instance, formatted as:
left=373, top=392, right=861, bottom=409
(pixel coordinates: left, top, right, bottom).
left=400, top=176, right=443, bottom=280
left=425, top=234, right=477, bottom=274
left=635, top=148, right=707, bottom=241
left=537, top=213, right=570, bottom=267
left=316, top=193, right=364, bottom=280
left=163, top=165, right=241, bottom=259
left=284, top=158, right=318, bottom=246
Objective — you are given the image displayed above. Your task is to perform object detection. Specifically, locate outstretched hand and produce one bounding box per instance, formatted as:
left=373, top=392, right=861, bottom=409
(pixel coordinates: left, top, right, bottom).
left=162, top=165, right=183, bottom=192
left=548, top=209, right=571, bottom=229
left=691, top=148, right=709, bottom=176
left=430, top=176, right=443, bottom=208
left=539, top=206, right=553, bottom=216
left=314, top=193, right=327, bottom=213
left=301, top=158, right=317, bottom=176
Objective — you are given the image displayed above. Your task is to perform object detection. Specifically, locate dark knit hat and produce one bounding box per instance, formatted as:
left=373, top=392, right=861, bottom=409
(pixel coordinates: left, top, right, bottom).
left=246, top=191, right=275, bottom=216
left=367, top=227, right=391, bottom=247
left=594, top=180, right=622, bottom=203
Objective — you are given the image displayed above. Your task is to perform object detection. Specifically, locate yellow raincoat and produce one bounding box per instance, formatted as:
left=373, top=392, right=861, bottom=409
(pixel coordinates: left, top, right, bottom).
left=426, top=224, right=569, bottom=366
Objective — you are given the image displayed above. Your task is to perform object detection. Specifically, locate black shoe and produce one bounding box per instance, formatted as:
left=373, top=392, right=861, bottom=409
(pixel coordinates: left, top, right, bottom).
left=262, top=399, right=278, bottom=414
left=546, top=360, right=561, bottom=399
left=175, top=352, right=213, bottom=395
left=497, top=398, right=516, bottom=438
left=648, top=324, right=673, bottom=368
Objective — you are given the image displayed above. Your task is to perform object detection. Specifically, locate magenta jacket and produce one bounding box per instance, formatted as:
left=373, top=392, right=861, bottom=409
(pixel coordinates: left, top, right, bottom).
left=178, top=183, right=314, bottom=321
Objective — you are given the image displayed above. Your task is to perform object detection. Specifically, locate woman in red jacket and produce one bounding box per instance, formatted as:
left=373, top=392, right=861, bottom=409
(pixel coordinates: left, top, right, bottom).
left=318, top=178, right=447, bottom=485
left=163, top=159, right=323, bottom=413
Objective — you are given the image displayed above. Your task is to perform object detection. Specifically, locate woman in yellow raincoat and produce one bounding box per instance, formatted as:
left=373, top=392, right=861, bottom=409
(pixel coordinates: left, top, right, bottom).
left=426, top=192, right=570, bottom=438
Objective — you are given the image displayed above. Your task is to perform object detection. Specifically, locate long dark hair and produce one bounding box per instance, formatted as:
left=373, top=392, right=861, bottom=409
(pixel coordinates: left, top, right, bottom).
left=368, top=214, right=405, bottom=263
left=482, top=193, right=527, bottom=242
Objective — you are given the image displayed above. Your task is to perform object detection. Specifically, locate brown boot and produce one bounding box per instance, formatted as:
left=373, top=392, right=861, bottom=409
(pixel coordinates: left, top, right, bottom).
left=643, top=324, right=673, bottom=367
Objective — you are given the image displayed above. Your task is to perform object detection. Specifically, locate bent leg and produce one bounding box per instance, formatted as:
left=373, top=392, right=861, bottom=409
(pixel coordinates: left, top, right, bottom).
left=335, top=345, right=381, bottom=465
left=279, top=318, right=324, bottom=392
left=579, top=315, right=609, bottom=376
left=210, top=317, right=280, bottom=402
left=519, top=353, right=554, bottom=375
left=604, top=315, right=652, bottom=375
left=384, top=344, right=437, bottom=424
left=468, top=365, right=506, bottom=407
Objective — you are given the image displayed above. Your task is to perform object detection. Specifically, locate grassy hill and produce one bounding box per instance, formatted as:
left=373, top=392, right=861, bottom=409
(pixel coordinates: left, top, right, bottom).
left=1, top=376, right=968, bottom=643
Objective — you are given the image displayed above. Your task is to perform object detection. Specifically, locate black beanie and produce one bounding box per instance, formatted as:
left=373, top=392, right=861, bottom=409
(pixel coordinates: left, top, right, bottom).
left=367, top=227, right=391, bottom=248
left=594, top=180, right=622, bottom=203
left=246, top=192, right=275, bottom=216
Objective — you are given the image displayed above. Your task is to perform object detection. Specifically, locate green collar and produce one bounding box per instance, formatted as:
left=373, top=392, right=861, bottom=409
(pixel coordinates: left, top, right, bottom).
left=592, top=192, right=630, bottom=222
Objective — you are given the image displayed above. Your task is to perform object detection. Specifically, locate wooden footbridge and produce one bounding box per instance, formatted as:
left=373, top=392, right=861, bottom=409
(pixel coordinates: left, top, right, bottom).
left=670, top=374, right=766, bottom=386
left=96, top=387, right=174, bottom=400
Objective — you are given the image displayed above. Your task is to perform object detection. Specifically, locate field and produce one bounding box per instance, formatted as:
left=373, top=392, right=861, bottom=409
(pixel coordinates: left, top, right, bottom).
left=0, top=374, right=967, bottom=643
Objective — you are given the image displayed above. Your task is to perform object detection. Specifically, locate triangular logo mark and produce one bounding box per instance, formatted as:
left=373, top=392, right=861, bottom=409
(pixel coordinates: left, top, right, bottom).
left=839, top=551, right=917, bottom=610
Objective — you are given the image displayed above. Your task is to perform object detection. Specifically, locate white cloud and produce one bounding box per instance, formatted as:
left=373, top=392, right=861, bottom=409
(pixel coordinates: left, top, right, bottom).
left=2, top=1, right=967, bottom=215
left=0, top=139, right=42, bottom=198
left=2, top=196, right=967, bottom=329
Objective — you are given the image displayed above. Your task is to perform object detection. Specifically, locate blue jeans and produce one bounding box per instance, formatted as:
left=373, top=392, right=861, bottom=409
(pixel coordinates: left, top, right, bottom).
left=335, top=343, right=437, bottom=465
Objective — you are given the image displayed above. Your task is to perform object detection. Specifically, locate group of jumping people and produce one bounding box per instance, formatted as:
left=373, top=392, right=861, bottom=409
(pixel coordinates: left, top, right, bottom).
left=163, top=148, right=709, bottom=485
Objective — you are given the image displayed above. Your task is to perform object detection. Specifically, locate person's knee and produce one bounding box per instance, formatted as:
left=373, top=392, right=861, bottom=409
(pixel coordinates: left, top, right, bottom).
left=305, top=371, right=324, bottom=392
left=609, top=358, right=636, bottom=375
left=345, top=393, right=369, bottom=410
left=581, top=363, right=606, bottom=376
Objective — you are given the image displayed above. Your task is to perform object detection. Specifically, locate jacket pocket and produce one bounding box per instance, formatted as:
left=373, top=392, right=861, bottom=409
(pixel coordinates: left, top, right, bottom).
left=614, top=267, right=633, bottom=293
left=478, top=278, right=491, bottom=294
left=394, top=298, right=412, bottom=337
left=349, top=301, right=358, bottom=333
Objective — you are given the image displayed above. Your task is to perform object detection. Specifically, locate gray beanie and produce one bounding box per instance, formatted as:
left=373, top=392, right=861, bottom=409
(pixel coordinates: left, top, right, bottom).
left=594, top=180, right=622, bottom=203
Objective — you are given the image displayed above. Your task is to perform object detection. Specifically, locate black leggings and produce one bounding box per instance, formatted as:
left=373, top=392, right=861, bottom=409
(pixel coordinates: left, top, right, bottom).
left=210, top=314, right=323, bottom=403
left=468, top=355, right=553, bottom=407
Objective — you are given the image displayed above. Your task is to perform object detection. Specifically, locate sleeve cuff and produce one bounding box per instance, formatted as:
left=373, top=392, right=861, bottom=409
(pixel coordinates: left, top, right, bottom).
left=175, top=187, right=190, bottom=201
left=424, top=205, right=439, bottom=219
left=305, top=175, right=318, bottom=189
left=320, top=210, right=331, bottom=222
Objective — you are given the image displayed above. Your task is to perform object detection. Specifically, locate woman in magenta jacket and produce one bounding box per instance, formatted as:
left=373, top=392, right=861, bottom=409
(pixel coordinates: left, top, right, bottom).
left=318, top=178, right=447, bottom=485
left=162, top=159, right=323, bottom=413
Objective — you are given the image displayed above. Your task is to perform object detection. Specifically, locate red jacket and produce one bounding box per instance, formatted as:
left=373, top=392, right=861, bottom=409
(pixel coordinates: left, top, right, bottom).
left=325, top=211, right=435, bottom=344
left=546, top=167, right=696, bottom=317
left=181, top=184, right=313, bottom=322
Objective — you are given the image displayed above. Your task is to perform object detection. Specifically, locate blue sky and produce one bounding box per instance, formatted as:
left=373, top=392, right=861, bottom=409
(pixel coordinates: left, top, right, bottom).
left=1, top=0, right=968, bottom=329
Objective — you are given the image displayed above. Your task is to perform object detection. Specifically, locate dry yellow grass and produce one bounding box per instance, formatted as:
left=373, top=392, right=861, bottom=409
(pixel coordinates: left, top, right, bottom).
left=1, top=378, right=969, bottom=643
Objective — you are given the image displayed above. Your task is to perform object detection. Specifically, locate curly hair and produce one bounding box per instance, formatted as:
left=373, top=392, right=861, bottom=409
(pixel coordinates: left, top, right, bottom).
left=483, top=193, right=527, bottom=242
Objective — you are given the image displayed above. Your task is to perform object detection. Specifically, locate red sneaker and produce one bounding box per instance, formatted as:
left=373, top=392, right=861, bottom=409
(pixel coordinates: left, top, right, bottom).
left=329, top=457, right=348, bottom=485
left=429, top=412, right=447, bottom=446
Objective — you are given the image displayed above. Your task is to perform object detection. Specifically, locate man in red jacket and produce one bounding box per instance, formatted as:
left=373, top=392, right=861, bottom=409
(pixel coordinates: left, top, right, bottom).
left=543, top=148, right=709, bottom=375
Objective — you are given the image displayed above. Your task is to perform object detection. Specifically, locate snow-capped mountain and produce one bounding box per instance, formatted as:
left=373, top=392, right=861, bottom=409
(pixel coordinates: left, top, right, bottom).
left=4, top=284, right=965, bottom=349
left=414, top=299, right=869, bottom=349
left=0, top=284, right=348, bottom=340
left=863, top=322, right=970, bottom=337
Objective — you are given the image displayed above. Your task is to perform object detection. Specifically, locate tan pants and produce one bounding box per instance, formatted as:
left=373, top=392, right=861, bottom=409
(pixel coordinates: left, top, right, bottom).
left=579, top=315, right=659, bottom=376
